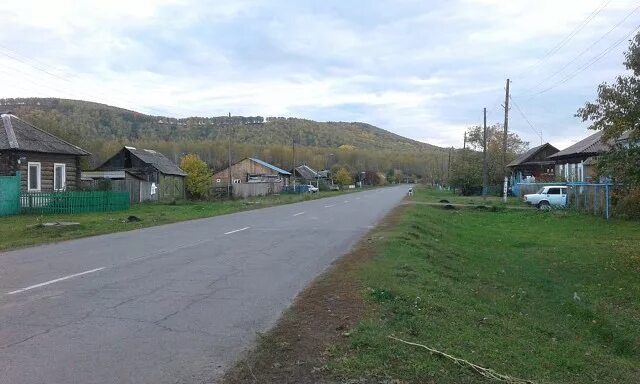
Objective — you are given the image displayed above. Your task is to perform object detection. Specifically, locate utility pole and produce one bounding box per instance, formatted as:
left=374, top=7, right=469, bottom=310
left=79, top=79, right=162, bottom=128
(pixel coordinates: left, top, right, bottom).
left=463, top=132, right=467, bottom=150
left=447, top=147, right=452, bottom=185
left=292, top=133, right=296, bottom=188
left=482, top=108, right=488, bottom=198
left=502, top=78, right=510, bottom=171
left=227, top=112, right=232, bottom=198
left=502, top=79, right=510, bottom=202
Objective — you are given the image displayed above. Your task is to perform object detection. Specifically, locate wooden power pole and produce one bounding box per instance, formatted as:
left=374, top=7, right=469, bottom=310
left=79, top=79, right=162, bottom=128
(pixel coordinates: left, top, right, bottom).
left=447, top=147, right=452, bottom=185
left=463, top=132, right=467, bottom=150
left=502, top=79, right=510, bottom=174
left=482, top=108, right=488, bottom=197
left=502, top=79, right=510, bottom=201
left=227, top=112, right=232, bottom=198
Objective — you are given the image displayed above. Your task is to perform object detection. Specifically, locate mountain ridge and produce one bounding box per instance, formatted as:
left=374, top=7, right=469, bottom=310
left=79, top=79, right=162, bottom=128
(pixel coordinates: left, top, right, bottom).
left=0, top=97, right=441, bottom=152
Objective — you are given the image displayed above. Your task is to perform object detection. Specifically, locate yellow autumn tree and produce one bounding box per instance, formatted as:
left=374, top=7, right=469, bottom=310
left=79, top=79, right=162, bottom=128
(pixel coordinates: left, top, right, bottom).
left=335, top=167, right=352, bottom=187
left=180, top=154, right=211, bottom=199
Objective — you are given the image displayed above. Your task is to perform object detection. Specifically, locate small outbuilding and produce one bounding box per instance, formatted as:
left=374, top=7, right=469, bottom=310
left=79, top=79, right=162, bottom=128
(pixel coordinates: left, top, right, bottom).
left=87, top=146, right=186, bottom=202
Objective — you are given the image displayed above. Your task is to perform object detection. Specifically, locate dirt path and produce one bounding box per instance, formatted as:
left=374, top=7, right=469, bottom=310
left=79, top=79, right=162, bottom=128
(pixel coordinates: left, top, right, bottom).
left=222, top=205, right=406, bottom=384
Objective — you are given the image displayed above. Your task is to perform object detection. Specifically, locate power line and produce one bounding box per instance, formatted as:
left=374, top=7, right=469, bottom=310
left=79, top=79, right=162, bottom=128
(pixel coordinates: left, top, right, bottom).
left=510, top=95, right=543, bottom=145
left=514, top=0, right=611, bottom=79
left=538, top=0, right=611, bottom=63
left=526, top=3, right=640, bottom=95
left=0, top=44, right=202, bottom=117
left=534, top=23, right=640, bottom=95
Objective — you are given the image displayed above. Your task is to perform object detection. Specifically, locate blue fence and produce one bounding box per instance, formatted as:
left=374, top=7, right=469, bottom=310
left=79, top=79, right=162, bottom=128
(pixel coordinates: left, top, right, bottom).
left=566, top=182, right=612, bottom=220
left=282, top=185, right=313, bottom=194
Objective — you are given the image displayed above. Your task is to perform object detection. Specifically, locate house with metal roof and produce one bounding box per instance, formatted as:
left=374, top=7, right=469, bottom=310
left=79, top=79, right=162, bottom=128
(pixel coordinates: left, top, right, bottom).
left=0, top=113, right=90, bottom=192
left=212, top=157, right=291, bottom=198
left=292, top=164, right=320, bottom=183
left=88, top=146, right=186, bottom=202
left=507, top=143, right=559, bottom=183
left=549, top=131, right=608, bottom=182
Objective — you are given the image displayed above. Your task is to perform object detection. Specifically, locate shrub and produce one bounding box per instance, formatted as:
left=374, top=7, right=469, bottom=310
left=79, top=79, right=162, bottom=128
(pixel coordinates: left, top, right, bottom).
left=614, top=188, right=640, bottom=219
left=180, top=154, right=212, bottom=199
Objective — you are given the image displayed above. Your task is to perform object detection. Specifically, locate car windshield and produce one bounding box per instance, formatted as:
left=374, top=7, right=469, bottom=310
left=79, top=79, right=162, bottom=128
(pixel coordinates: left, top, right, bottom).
left=536, top=187, right=546, bottom=194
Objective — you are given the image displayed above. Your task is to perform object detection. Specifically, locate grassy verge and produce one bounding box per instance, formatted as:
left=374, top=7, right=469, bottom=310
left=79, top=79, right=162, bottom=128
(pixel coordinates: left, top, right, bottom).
left=329, top=188, right=640, bottom=383
left=0, top=190, right=354, bottom=251
left=415, top=187, right=523, bottom=206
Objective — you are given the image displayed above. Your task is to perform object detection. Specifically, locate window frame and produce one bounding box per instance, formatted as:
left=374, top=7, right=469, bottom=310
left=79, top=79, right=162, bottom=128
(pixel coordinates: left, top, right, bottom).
left=53, top=163, right=66, bottom=191
left=27, top=162, right=41, bottom=192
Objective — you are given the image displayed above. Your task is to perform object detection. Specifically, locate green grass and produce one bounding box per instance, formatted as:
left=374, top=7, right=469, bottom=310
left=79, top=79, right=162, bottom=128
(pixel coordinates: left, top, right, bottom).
left=414, top=188, right=523, bottom=206
left=330, top=188, right=640, bottom=383
left=0, top=190, right=352, bottom=251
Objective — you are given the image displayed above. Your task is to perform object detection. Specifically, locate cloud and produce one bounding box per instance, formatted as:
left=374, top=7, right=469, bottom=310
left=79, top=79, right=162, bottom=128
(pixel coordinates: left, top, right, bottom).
left=0, top=0, right=635, bottom=149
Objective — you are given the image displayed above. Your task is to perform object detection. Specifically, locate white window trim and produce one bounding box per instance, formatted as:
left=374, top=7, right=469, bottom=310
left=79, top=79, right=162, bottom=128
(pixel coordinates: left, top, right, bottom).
left=54, top=163, right=66, bottom=191
left=27, top=162, right=41, bottom=192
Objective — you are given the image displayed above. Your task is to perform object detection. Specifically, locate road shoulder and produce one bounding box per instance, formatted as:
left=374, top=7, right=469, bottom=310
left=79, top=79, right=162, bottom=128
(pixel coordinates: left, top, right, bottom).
left=222, top=205, right=406, bottom=384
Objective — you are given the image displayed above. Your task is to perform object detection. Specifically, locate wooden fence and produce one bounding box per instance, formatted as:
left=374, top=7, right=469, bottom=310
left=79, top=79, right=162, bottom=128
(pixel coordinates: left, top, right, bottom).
left=21, top=191, right=130, bottom=214
left=232, top=182, right=283, bottom=198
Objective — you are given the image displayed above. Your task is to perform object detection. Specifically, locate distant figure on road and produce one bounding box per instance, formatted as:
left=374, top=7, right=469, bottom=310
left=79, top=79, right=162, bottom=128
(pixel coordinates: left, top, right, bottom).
left=408, top=187, right=413, bottom=196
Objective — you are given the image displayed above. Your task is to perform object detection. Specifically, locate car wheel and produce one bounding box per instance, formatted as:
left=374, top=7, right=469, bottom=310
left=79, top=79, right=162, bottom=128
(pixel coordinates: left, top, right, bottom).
left=538, top=201, right=551, bottom=210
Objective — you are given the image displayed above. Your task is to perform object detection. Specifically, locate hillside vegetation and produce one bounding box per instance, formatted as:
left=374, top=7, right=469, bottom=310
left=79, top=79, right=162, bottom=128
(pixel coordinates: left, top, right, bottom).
left=0, top=97, right=447, bottom=179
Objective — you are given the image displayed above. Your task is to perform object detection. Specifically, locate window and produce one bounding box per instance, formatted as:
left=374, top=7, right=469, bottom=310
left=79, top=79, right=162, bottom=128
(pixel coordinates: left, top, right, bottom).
left=54, top=163, right=66, bottom=191
left=232, top=179, right=241, bottom=184
left=547, top=188, right=560, bottom=195
left=28, top=162, right=41, bottom=191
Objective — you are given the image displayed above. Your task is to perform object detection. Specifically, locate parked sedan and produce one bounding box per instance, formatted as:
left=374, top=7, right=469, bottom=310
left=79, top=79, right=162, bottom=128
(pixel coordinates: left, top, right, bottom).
left=524, top=185, right=568, bottom=209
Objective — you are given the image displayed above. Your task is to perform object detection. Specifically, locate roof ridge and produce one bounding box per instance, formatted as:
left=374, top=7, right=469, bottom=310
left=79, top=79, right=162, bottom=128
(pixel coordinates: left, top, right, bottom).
left=8, top=114, right=90, bottom=155
left=2, top=114, right=19, bottom=149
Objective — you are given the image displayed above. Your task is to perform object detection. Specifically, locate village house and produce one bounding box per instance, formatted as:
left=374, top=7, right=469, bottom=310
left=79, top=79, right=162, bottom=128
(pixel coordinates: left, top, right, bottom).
left=508, top=143, right=559, bottom=184
left=0, top=113, right=89, bottom=192
left=212, top=157, right=291, bottom=197
left=548, top=131, right=607, bottom=182
left=292, top=164, right=321, bottom=185
left=84, top=146, right=186, bottom=202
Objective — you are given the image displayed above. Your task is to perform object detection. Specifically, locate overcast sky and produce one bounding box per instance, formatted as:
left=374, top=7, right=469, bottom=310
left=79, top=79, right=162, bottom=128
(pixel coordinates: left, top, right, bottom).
left=0, top=0, right=637, bottom=149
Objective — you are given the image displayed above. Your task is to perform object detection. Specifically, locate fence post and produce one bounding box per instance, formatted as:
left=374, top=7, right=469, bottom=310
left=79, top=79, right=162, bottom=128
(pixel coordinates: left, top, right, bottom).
left=605, top=184, right=610, bottom=220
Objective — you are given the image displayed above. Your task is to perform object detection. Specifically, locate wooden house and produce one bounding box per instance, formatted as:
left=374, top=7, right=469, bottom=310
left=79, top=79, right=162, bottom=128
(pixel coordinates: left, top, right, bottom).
left=212, top=157, right=291, bottom=197
left=87, top=146, right=186, bottom=202
left=507, top=143, right=558, bottom=183
left=548, top=132, right=607, bottom=182
left=0, top=113, right=89, bottom=192
left=292, top=164, right=320, bottom=184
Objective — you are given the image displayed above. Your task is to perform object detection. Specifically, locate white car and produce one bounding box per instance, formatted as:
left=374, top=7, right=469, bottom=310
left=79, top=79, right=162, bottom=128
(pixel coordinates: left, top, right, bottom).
left=306, top=184, right=319, bottom=193
left=523, top=185, right=568, bottom=209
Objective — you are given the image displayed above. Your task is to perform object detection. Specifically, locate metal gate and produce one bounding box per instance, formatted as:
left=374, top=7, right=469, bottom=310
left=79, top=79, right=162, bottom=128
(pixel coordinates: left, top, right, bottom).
left=0, top=172, right=20, bottom=216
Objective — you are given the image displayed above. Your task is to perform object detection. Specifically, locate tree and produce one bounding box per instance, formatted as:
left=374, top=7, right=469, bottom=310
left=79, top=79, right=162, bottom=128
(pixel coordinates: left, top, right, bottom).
left=577, top=32, right=640, bottom=187
left=450, top=125, right=528, bottom=194
left=335, top=167, right=352, bottom=186
left=180, top=154, right=211, bottom=199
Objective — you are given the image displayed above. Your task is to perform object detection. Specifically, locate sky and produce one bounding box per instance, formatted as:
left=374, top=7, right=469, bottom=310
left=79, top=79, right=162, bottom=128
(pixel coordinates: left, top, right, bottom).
left=0, top=0, right=637, bottom=149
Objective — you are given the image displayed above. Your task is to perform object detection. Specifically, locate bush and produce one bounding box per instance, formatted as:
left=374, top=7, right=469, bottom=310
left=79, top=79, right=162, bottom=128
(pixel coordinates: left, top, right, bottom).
left=180, top=154, right=212, bottom=199
left=614, top=188, right=640, bottom=219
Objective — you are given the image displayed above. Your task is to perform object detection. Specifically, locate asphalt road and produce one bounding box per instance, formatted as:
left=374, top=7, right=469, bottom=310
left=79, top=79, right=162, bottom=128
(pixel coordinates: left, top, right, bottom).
left=0, top=186, right=408, bottom=384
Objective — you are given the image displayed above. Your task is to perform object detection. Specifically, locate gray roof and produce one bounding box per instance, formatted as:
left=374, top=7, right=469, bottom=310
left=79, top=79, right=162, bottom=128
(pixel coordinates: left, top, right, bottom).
left=294, top=164, right=319, bottom=179
left=549, top=131, right=607, bottom=159
left=249, top=158, right=291, bottom=175
left=507, top=143, right=558, bottom=167
left=128, top=147, right=186, bottom=176
left=0, top=113, right=89, bottom=155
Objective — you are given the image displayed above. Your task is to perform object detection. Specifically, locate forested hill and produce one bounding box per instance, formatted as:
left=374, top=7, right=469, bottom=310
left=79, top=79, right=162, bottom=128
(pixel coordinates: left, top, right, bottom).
left=0, top=98, right=439, bottom=152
